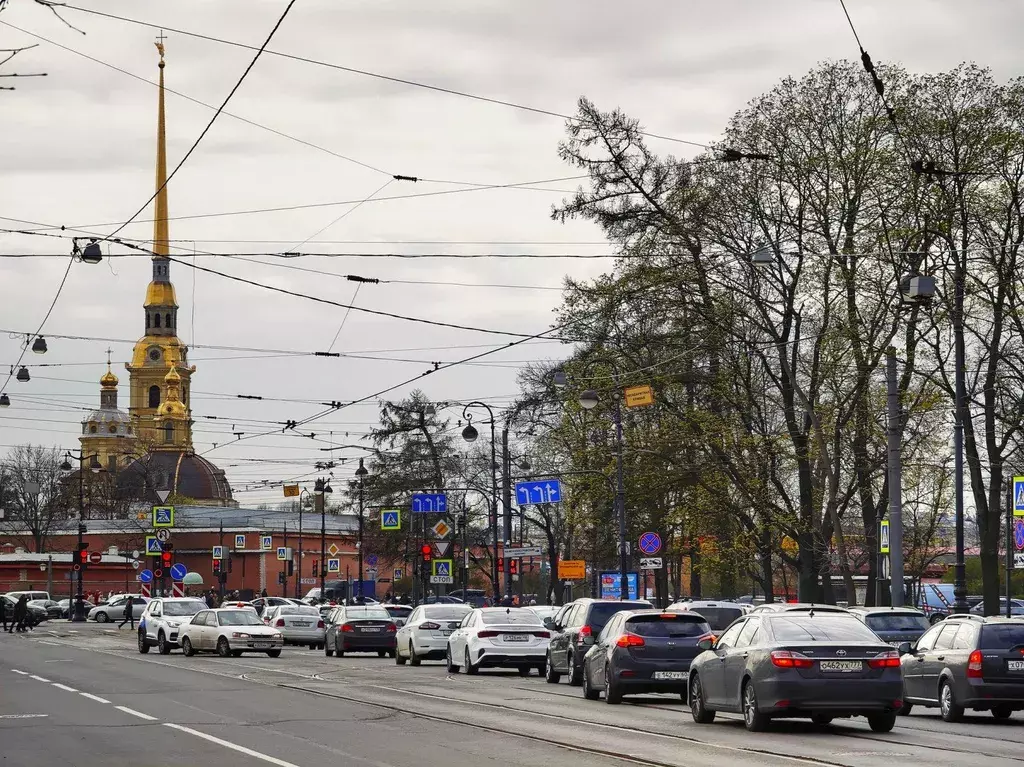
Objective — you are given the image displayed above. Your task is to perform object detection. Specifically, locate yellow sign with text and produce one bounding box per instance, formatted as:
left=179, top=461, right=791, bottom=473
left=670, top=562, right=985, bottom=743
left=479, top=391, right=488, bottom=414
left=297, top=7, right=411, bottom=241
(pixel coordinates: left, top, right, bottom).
left=624, top=385, right=654, bottom=408
left=283, top=484, right=300, bottom=498
left=557, top=560, right=586, bottom=580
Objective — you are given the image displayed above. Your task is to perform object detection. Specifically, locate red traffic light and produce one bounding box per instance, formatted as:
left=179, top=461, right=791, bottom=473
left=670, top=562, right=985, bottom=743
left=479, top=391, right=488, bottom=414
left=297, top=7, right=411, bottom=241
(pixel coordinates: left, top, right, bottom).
left=212, top=560, right=221, bottom=573
left=497, top=557, right=504, bottom=573
left=78, top=550, right=89, bottom=564
left=509, top=559, right=519, bottom=575
left=421, top=544, right=432, bottom=561
left=161, top=551, right=172, bottom=565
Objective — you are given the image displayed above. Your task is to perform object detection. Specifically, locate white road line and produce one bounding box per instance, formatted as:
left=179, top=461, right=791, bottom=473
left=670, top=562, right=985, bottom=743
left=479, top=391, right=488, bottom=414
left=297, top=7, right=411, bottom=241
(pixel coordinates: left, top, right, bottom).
left=51, top=683, right=78, bottom=692
left=0, top=714, right=47, bottom=719
left=114, top=706, right=158, bottom=721
left=35, top=640, right=60, bottom=646
left=10, top=669, right=28, bottom=675
left=80, top=693, right=110, bottom=704
left=28, top=675, right=49, bottom=682
left=164, top=723, right=301, bottom=767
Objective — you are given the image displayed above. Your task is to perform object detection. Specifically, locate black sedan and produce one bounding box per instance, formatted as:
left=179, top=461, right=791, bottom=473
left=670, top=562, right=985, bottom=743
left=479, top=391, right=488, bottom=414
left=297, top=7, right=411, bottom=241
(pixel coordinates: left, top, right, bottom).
left=28, top=600, right=62, bottom=620
left=688, top=610, right=903, bottom=732
left=581, top=610, right=712, bottom=703
left=324, top=604, right=397, bottom=657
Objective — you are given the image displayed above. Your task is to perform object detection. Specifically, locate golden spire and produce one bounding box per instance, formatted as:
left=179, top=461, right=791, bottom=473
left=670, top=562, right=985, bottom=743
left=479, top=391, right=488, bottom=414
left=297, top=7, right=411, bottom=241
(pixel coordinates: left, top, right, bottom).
left=153, top=31, right=169, bottom=258
left=100, top=347, right=118, bottom=388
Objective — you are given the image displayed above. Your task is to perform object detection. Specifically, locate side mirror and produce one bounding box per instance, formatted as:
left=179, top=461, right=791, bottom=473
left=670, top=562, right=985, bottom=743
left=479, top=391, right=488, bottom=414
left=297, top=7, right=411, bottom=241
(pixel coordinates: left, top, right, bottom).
left=897, top=642, right=912, bottom=656
left=542, top=617, right=554, bottom=630
left=697, top=638, right=714, bottom=652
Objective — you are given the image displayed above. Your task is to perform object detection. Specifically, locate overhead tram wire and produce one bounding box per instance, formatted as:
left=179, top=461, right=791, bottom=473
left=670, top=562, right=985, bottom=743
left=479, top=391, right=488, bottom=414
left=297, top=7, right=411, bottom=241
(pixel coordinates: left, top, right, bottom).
left=56, top=3, right=712, bottom=150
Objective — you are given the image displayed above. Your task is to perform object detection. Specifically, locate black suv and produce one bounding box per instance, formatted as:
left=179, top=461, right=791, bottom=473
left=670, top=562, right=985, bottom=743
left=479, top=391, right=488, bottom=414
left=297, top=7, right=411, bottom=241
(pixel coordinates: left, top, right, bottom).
left=543, top=598, right=651, bottom=685
left=848, top=606, right=930, bottom=646
left=899, top=615, right=1024, bottom=720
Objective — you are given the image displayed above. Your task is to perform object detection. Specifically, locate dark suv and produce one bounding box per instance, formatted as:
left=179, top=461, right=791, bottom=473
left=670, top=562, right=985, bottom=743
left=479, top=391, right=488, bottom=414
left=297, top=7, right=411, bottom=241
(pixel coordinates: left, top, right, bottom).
left=543, top=598, right=651, bottom=685
left=848, top=607, right=930, bottom=646
left=899, top=615, right=1024, bottom=720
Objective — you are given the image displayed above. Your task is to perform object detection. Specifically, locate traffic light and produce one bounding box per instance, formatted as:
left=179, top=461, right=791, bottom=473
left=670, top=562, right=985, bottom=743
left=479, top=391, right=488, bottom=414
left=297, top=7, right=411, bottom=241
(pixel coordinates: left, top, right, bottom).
left=213, top=559, right=222, bottom=574
left=78, top=549, right=89, bottom=566
left=508, top=559, right=518, bottom=576
left=286, top=560, right=294, bottom=576
left=497, top=557, right=504, bottom=573
left=421, top=544, right=432, bottom=563
left=277, top=572, right=285, bottom=585
left=161, top=551, right=172, bottom=568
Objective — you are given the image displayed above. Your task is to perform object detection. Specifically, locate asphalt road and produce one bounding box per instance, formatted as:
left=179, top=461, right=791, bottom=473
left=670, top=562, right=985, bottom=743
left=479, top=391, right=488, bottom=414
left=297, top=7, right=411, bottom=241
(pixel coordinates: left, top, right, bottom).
left=2, top=621, right=1023, bottom=767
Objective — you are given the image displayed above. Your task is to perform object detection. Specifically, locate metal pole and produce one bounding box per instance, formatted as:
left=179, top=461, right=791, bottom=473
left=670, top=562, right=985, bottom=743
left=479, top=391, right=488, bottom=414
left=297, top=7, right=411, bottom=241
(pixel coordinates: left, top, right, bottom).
left=282, top=523, right=288, bottom=597
left=72, top=458, right=85, bottom=622
left=318, top=485, right=326, bottom=597
left=614, top=397, right=628, bottom=600
left=887, top=349, right=905, bottom=607
left=501, top=424, right=512, bottom=596
left=357, top=479, right=364, bottom=599
left=490, top=415, right=500, bottom=602
left=218, top=522, right=225, bottom=600
left=1007, top=480, right=1013, bottom=619
left=953, top=252, right=969, bottom=614
left=297, top=491, right=304, bottom=599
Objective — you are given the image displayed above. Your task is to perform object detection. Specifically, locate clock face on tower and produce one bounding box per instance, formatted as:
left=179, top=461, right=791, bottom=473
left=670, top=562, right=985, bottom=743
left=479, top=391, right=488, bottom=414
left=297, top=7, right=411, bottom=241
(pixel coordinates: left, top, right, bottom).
left=147, top=347, right=162, bottom=363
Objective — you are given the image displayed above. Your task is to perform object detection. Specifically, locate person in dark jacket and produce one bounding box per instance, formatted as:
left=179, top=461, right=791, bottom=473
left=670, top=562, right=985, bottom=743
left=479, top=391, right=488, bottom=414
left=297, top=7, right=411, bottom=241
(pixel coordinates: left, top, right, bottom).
left=11, top=595, right=28, bottom=633
left=118, top=597, right=135, bottom=630
left=1, top=597, right=8, bottom=632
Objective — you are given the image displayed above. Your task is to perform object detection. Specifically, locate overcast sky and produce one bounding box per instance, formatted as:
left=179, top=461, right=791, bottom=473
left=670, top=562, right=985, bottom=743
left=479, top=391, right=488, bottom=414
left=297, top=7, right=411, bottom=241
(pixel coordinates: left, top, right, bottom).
left=0, top=0, right=1021, bottom=506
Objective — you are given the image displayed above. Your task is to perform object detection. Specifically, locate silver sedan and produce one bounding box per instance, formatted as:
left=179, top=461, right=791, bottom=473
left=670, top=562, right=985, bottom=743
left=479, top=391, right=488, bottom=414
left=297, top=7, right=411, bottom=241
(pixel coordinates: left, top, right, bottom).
left=264, top=604, right=325, bottom=649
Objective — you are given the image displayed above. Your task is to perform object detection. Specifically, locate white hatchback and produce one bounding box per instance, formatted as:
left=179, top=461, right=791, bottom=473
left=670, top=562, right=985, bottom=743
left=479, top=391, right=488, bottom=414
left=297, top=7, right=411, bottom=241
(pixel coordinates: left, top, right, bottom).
left=445, top=607, right=550, bottom=676
left=263, top=604, right=325, bottom=649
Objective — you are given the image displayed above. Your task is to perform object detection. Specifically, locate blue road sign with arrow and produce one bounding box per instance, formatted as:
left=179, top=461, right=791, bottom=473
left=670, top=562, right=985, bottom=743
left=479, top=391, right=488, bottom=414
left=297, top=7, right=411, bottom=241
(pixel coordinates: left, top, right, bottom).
left=411, top=493, right=447, bottom=513
left=170, top=563, right=187, bottom=581
left=367, top=554, right=378, bottom=567
left=1015, top=520, right=1024, bottom=551
left=515, top=479, right=562, bottom=505
left=139, top=569, right=153, bottom=583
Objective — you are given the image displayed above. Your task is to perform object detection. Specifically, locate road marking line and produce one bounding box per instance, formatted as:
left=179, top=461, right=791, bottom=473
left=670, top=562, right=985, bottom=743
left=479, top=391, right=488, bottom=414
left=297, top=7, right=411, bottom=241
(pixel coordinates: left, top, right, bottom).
left=28, top=675, right=49, bottom=682
left=10, top=669, right=28, bottom=675
left=115, top=706, right=157, bottom=721
left=0, top=714, right=47, bottom=719
left=80, top=693, right=110, bottom=704
left=51, top=683, right=78, bottom=692
left=164, top=723, right=301, bottom=767
left=35, top=640, right=60, bottom=646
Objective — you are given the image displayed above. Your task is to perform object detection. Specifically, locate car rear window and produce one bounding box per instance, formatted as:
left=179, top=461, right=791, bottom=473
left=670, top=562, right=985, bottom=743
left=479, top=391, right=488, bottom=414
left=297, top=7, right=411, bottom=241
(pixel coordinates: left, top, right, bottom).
left=588, top=602, right=652, bottom=631
left=769, top=615, right=879, bottom=642
left=164, top=601, right=205, bottom=616
left=481, top=609, right=542, bottom=625
left=689, top=607, right=744, bottom=630
left=385, top=606, right=413, bottom=616
left=626, top=615, right=710, bottom=638
left=865, top=613, right=930, bottom=632
left=423, top=606, right=470, bottom=620
left=979, top=623, right=1024, bottom=650
left=278, top=605, right=320, bottom=616
left=344, top=607, right=391, bottom=620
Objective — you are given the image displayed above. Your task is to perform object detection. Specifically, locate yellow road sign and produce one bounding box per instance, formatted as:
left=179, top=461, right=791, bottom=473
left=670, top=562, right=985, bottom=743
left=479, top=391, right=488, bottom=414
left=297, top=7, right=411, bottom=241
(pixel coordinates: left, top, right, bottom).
left=283, top=484, right=300, bottom=497
left=624, top=385, right=654, bottom=408
left=558, top=560, right=586, bottom=580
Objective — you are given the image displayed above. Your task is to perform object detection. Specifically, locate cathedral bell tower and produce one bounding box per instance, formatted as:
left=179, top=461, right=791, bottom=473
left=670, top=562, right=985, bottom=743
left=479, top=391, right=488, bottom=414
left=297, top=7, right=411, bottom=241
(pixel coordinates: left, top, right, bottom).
left=126, top=37, right=195, bottom=450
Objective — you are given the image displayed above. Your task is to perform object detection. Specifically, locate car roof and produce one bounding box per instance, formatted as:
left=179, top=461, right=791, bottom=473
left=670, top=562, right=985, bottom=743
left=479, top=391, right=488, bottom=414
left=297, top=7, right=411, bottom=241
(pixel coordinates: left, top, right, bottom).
left=672, top=600, right=745, bottom=608
left=847, top=606, right=925, bottom=615
left=750, top=602, right=849, bottom=613
left=151, top=597, right=204, bottom=603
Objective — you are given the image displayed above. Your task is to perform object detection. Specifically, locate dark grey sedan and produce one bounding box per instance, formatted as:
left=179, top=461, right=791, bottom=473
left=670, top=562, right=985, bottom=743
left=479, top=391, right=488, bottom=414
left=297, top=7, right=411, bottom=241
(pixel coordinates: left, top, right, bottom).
left=688, top=611, right=903, bottom=732
left=581, top=610, right=712, bottom=703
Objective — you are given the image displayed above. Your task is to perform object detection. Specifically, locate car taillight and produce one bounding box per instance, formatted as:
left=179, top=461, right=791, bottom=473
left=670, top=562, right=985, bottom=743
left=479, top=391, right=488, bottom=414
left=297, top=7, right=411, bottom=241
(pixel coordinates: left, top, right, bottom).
left=967, top=649, right=983, bottom=678
left=867, top=650, right=901, bottom=669
left=478, top=630, right=500, bottom=638
left=616, top=633, right=645, bottom=648
left=275, top=618, right=285, bottom=627
left=770, top=650, right=814, bottom=669
left=697, top=632, right=716, bottom=644
left=531, top=631, right=550, bottom=639
left=341, top=623, right=354, bottom=632
left=419, top=622, right=441, bottom=630
left=317, top=620, right=325, bottom=629
left=386, top=623, right=397, bottom=633
left=577, top=625, right=592, bottom=644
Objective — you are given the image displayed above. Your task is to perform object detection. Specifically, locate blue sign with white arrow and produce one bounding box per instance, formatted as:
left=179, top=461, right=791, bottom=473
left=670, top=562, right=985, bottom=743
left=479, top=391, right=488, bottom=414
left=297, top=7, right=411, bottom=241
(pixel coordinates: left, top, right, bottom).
left=170, top=563, right=187, bottom=581
left=138, top=569, right=153, bottom=583
left=411, top=493, right=447, bottom=513
left=515, top=479, right=562, bottom=505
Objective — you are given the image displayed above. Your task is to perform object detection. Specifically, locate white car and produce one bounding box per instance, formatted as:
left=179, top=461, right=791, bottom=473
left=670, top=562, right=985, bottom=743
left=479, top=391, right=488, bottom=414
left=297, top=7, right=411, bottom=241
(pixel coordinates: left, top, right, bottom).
left=395, top=603, right=472, bottom=665
left=263, top=604, right=325, bottom=649
left=138, top=597, right=206, bottom=654
left=179, top=608, right=283, bottom=657
left=88, top=594, right=150, bottom=623
left=445, top=607, right=550, bottom=675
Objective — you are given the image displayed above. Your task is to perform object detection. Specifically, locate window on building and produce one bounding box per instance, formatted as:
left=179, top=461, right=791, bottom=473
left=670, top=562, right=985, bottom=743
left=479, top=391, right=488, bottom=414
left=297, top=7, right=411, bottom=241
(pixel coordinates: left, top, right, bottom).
left=89, top=424, right=97, bottom=434
left=153, top=313, right=161, bottom=328
left=108, top=455, right=117, bottom=473
left=164, top=422, right=173, bottom=443
left=148, top=385, right=160, bottom=409
left=108, top=424, right=117, bottom=434
left=165, top=313, right=172, bottom=328
left=146, top=314, right=150, bottom=329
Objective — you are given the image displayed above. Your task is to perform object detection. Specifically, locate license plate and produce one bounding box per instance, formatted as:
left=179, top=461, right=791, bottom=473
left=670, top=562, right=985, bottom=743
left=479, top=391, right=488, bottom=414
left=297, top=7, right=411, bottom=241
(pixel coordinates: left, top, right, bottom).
left=888, top=641, right=903, bottom=648
left=442, top=630, right=452, bottom=636
left=1008, top=660, right=1024, bottom=672
left=293, top=622, right=310, bottom=627
left=362, top=627, right=381, bottom=632
left=253, top=642, right=271, bottom=649
left=502, top=634, right=528, bottom=642
left=820, top=660, right=862, bottom=673
left=653, top=671, right=688, bottom=680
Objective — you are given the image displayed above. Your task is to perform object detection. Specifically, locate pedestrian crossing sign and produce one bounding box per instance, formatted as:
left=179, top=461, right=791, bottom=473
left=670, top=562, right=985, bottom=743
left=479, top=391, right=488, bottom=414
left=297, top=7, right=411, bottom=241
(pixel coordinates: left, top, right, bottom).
left=879, top=519, right=890, bottom=554
left=431, top=559, right=452, bottom=578
left=152, top=505, right=174, bottom=528
left=261, top=535, right=273, bottom=550
left=1014, top=476, right=1024, bottom=517
left=145, top=536, right=163, bottom=555
left=381, top=509, right=401, bottom=530
left=327, top=558, right=340, bottom=573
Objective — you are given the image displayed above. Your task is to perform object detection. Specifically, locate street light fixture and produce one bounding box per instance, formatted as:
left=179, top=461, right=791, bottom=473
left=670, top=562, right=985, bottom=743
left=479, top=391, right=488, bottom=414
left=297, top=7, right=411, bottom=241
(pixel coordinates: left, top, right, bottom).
left=462, top=422, right=479, bottom=442
left=16, top=366, right=29, bottom=383
left=0, top=393, right=9, bottom=408
left=578, top=389, right=600, bottom=410
left=79, top=239, right=103, bottom=265
left=462, top=403, right=500, bottom=600
left=31, top=337, right=47, bottom=354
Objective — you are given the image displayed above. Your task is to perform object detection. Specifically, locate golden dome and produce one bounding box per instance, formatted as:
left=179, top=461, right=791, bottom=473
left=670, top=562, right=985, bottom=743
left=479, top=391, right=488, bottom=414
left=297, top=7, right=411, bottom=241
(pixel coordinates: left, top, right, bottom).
left=145, top=281, right=177, bottom=308
left=100, top=365, right=119, bottom=388
left=164, top=366, right=181, bottom=384
left=157, top=399, right=187, bottom=418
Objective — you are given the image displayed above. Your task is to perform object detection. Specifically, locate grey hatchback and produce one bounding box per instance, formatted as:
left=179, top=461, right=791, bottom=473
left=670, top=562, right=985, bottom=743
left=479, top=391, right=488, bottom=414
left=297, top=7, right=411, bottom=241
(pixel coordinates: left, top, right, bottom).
left=688, top=610, right=903, bottom=732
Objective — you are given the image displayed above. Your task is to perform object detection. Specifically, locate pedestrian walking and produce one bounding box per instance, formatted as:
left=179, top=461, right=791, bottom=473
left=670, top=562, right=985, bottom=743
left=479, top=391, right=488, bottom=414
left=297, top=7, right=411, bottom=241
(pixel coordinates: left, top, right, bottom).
left=11, top=595, right=28, bottom=633
left=260, top=588, right=268, bottom=598
left=118, top=597, right=135, bottom=630
left=1, top=597, right=8, bottom=632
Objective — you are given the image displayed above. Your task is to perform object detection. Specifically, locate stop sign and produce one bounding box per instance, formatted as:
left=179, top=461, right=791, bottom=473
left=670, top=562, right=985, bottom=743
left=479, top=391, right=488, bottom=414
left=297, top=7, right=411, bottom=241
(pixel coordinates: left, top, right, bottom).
left=88, top=551, right=102, bottom=564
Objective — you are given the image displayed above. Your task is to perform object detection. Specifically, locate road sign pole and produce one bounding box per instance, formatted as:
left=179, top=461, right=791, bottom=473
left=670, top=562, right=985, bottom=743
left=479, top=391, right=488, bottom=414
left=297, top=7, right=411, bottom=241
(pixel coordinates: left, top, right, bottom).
left=887, top=349, right=904, bottom=607
left=1008, top=480, right=1014, bottom=619
left=614, top=397, right=629, bottom=601
left=502, top=423, right=513, bottom=597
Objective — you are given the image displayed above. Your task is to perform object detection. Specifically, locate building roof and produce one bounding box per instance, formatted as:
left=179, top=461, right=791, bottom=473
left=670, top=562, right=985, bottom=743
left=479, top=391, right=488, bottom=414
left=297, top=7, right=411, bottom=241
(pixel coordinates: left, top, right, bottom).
left=120, top=451, right=234, bottom=506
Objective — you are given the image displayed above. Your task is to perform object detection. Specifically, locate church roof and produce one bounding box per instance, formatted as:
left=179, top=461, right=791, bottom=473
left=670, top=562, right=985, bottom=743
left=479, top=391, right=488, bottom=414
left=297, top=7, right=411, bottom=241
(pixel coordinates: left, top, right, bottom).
left=121, top=451, right=234, bottom=506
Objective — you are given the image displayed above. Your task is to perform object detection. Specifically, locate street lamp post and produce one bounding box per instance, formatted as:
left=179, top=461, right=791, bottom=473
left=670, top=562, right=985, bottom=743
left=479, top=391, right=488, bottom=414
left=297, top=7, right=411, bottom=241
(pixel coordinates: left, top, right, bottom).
left=462, top=402, right=500, bottom=601
left=355, top=458, right=368, bottom=599
left=297, top=488, right=311, bottom=599
left=316, top=478, right=333, bottom=598
left=60, top=451, right=101, bottom=622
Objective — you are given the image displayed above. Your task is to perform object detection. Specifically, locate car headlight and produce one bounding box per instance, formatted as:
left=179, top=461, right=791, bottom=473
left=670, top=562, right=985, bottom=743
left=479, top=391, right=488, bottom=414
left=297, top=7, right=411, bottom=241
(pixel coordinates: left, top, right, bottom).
left=231, top=632, right=251, bottom=639
left=166, top=621, right=180, bottom=628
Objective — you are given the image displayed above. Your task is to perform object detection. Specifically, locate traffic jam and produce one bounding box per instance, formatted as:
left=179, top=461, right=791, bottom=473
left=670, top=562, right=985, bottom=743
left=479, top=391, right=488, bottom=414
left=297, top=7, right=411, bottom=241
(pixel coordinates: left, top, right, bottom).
left=130, top=591, right=1024, bottom=733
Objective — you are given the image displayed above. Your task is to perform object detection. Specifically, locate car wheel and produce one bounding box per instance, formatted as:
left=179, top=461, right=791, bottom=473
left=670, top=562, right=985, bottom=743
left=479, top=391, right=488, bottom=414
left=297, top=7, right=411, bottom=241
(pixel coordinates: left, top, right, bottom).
left=689, top=674, right=715, bottom=724
left=410, top=644, right=421, bottom=666
left=535, top=663, right=545, bottom=676
left=158, top=632, right=171, bottom=655
left=309, top=644, right=318, bottom=651
left=582, top=665, right=600, bottom=700
left=325, top=641, right=334, bottom=657
left=464, top=648, right=479, bottom=675
left=742, top=681, right=768, bottom=732
left=377, top=650, right=386, bottom=658
left=939, top=680, right=964, bottom=723
left=266, top=649, right=282, bottom=658
left=181, top=636, right=196, bottom=657
left=604, top=665, right=622, bottom=704
left=992, top=705, right=1013, bottom=720
left=810, top=714, right=833, bottom=726
left=445, top=646, right=460, bottom=673
left=395, top=646, right=406, bottom=664
left=388, top=649, right=396, bottom=658
left=216, top=637, right=231, bottom=658
left=95, top=612, right=109, bottom=623
left=867, top=712, right=897, bottom=733
left=137, top=630, right=150, bottom=654
left=568, top=654, right=583, bottom=686
left=518, top=666, right=532, bottom=677
left=544, top=653, right=561, bottom=684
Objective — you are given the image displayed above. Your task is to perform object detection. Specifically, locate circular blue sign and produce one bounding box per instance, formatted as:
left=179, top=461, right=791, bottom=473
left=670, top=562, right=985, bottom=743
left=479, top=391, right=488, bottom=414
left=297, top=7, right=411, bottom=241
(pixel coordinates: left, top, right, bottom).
left=169, top=563, right=188, bottom=581
left=138, top=569, right=153, bottom=583
left=1015, top=520, right=1024, bottom=551
left=366, top=554, right=378, bottom=567
left=638, top=532, right=662, bottom=556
